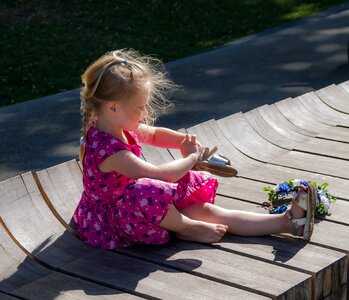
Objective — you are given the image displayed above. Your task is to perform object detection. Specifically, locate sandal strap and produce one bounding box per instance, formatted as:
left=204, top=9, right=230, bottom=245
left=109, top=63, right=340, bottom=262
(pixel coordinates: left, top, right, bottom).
left=207, top=146, right=218, bottom=158
left=286, top=210, right=306, bottom=236
left=199, top=146, right=218, bottom=161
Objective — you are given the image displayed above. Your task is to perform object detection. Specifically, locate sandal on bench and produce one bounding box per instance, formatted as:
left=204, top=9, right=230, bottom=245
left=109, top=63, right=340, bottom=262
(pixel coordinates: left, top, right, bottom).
left=285, top=183, right=317, bottom=240
left=193, top=146, right=238, bottom=178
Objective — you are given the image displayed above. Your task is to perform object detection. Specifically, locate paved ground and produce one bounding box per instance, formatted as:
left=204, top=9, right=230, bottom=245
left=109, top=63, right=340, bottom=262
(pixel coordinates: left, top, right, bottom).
left=1, top=3, right=349, bottom=181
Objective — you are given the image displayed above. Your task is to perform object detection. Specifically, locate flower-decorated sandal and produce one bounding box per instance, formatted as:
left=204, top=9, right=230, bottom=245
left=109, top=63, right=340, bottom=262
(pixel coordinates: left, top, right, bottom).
left=285, top=183, right=317, bottom=240
left=193, top=146, right=238, bottom=177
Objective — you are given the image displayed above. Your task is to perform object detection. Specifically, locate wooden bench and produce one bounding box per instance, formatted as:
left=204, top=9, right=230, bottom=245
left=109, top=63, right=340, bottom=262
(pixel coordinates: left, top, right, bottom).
left=1, top=81, right=349, bottom=299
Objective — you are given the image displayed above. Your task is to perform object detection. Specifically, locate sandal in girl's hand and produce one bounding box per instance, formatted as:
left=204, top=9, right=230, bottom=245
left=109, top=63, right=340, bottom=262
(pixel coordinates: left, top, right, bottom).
left=193, top=146, right=238, bottom=177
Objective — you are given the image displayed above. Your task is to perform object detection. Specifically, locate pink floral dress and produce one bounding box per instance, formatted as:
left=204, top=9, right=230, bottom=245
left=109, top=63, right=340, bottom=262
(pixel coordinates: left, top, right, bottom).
left=73, top=127, right=218, bottom=249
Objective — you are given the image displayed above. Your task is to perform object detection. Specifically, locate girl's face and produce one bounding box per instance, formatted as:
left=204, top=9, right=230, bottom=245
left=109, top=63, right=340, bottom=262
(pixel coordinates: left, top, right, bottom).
left=116, top=88, right=149, bottom=132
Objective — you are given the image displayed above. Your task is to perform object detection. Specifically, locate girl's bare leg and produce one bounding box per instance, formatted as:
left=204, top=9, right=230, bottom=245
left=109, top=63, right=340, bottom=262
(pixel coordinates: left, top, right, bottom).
left=179, top=202, right=305, bottom=236
left=159, top=204, right=228, bottom=243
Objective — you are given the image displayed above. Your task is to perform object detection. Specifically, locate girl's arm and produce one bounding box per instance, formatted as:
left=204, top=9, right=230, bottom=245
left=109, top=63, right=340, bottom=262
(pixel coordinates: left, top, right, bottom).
left=136, top=124, right=191, bottom=149
left=99, top=147, right=199, bottom=183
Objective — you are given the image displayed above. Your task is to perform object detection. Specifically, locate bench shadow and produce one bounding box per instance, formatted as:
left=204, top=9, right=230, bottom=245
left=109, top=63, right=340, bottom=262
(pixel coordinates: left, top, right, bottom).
left=217, top=233, right=309, bottom=264
left=0, top=222, right=204, bottom=299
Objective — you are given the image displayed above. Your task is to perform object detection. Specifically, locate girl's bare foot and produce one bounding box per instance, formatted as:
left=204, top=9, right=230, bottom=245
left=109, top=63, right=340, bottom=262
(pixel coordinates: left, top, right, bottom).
left=176, top=220, right=228, bottom=243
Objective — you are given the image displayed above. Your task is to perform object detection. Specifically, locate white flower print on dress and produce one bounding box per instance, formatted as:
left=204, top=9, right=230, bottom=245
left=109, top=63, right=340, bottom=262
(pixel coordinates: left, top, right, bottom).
left=113, top=190, right=122, bottom=196
left=134, top=183, right=143, bottom=189
left=109, top=241, right=115, bottom=249
left=148, top=229, right=157, bottom=235
left=93, top=223, right=101, bottom=231
left=99, top=149, right=106, bottom=156
left=140, top=198, right=148, bottom=207
left=92, top=141, right=99, bottom=149
left=125, top=224, right=132, bottom=233
left=87, top=169, right=93, bottom=177
left=164, top=188, right=173, bottom=196
left=87, top=212, right=92, bottom=220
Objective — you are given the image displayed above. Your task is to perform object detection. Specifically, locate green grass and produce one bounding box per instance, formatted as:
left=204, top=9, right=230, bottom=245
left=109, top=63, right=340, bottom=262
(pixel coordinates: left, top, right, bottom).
left=0, top=0, right=347, bottom=107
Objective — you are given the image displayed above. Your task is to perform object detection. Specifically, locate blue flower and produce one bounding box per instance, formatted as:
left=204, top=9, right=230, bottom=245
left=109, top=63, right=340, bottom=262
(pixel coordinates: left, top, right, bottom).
left=278, top=183, right=291, bottom=195
left=300, top=180, right=309, bottom=187
left=269, top=204, right=288, bottom=214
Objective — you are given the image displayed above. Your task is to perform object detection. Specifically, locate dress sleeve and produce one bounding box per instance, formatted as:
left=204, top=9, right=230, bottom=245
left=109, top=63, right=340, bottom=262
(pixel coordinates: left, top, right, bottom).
left=87, top=129, right=129, bottom=167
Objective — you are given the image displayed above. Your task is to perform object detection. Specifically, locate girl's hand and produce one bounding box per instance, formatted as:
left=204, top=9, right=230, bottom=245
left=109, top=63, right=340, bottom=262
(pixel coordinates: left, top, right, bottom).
left=180, top=134, right=200, bottom=158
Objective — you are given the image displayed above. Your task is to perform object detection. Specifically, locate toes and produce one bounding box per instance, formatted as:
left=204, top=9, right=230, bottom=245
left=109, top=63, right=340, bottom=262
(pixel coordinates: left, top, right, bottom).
left=216, top=224, right=228, bottom=235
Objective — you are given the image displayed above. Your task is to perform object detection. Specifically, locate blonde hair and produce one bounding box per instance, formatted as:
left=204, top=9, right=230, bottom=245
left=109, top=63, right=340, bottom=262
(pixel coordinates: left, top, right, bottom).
left=79, top=49, right=176, bottom=165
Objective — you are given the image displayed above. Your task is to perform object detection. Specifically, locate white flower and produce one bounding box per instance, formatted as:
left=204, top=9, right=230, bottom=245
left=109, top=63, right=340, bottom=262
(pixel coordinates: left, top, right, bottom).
left=92, top=141, right=99, bottom=149
left=274, top=184, right=280, bottom=192
left=99, top=149, right=106, bottom=156
left=293, top=179, right=301, bottom=187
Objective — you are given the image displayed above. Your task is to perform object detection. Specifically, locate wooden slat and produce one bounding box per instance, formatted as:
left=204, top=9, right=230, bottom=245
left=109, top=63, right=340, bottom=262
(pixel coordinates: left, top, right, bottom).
left=217, top=114, right=349, bottom=179
left=340, top=80, right=349, bottom=95
left=245, top=108, right=349, bottom=160
left=297, top=91, right=349, bottom=127
left=257, top=103, right=316, bottom=138
left=0, top=173, right=273, bottom=299
left=141, top=142, right=174, bottom=164
left=0, top=218, right=139, bottom=300
left=35, top=159, right=83, bottom=230
left=216, top=112, right=288, bottom=162
left=316, top=127, right=349, bottom=143
left=274, top=99, right=334, bottom=134
left=316, top=84, right=349, bottom=114
left=258, top=101, right=349, bottom=144
left=0, top=293, right=19, bottom=300
left=35, top=165, right=312, bottom=299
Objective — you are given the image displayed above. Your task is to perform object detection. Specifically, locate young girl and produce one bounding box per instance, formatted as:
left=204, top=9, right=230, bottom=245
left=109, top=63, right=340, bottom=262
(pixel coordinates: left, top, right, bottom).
left=73, top=49, right=316, bottom=250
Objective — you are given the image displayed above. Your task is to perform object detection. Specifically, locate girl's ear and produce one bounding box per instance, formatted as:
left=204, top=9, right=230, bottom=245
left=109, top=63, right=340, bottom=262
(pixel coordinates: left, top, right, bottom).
left=106, top=101, right=119, bottom=114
